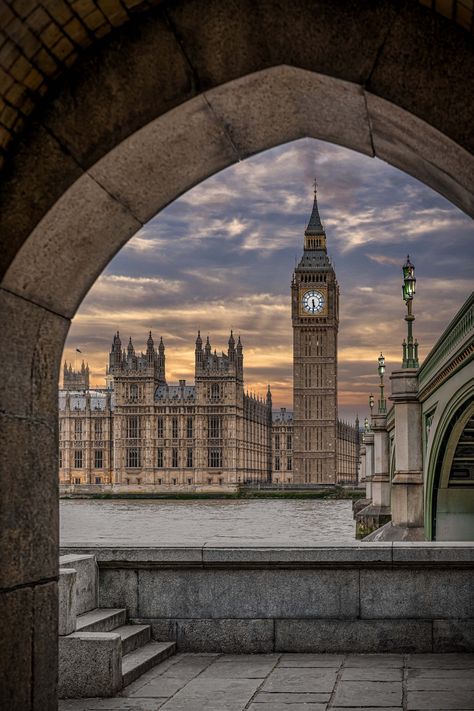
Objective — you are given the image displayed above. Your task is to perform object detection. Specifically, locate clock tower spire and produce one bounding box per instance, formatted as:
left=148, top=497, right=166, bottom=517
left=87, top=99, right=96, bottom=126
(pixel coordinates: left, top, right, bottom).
left=291, top=183, right=339, bottom=484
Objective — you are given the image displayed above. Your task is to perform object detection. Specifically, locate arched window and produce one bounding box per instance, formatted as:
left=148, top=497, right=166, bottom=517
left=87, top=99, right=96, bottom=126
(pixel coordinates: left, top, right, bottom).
left=130, top=384, right=138, bottom=401
left=211, top=383, right=220, bottom=400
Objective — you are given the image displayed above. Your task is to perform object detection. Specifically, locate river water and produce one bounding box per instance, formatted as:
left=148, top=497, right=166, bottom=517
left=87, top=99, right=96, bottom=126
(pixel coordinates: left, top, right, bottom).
left=60, top=498, right=356, bottom=546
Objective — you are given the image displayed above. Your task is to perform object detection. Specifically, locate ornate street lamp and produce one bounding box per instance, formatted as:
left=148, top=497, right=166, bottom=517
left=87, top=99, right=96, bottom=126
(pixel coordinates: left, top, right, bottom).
left=377, top=352, right=386, bottom=414
left=401, top=255, right=419, bottom=369
left=364, top=416, right=370, bottom=432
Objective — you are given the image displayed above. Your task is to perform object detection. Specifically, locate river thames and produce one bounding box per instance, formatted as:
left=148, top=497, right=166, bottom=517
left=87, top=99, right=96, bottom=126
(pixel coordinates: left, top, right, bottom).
left=60, top=498, right=356, bottom=546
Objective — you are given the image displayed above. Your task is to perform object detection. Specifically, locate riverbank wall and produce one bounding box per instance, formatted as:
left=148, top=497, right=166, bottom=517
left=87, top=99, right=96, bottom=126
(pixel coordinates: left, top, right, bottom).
left=59, top=484, right=364, bottom=500
left=60, top=543, right=474, bottom=654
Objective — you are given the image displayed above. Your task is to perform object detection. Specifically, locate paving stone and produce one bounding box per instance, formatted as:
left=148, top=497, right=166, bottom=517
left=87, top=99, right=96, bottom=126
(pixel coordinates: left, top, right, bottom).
left=332, top=680, right=402, bottom=707
left=407, top=676, right=474, bottom=691
left=407, top=690, right=474, bottom=709
left=60, top=700, right=168, bottom=709
left=410, top=668, right=474, bottom=679
left=159, top=677, right=262, bottom=710
left=159, top=654, right=217, bottom=678
left=60, top=700, right=169, bottom=709
left=247, top=704, right=327, bottom=711
left=253, top=692, right=331, bottom=703
left=261, top=667, right=337, bottom=693
left=278, top=653, right=343, bottom=667
left=341, top=667, right=403, bottom=681
left=199, top=656, right=277, bottom=678
left=345, top=654, right=405, bottom=667
left=331, top=708, right=401, bottom=711
left=125, top=677, right=186, bottom=698
left=407, top=654, right=474, bottom=668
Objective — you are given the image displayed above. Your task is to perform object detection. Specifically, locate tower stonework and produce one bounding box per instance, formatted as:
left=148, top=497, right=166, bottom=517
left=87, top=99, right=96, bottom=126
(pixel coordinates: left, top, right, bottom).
left=292, top=187, right=339, bottom=483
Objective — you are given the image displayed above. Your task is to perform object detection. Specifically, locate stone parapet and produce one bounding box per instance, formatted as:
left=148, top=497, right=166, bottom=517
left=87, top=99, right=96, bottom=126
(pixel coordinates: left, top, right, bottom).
left=60, top=544, right=474, bottom=654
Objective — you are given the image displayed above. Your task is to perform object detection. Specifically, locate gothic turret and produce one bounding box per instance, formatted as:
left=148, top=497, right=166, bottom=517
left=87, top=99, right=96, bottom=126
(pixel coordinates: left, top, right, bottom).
left=228, top=330, right=235, bottom=363
left=236, top=335, right=243, bottom=378
left=158, top=337, right=165, bottom=382
left=205, top=336, right=211, bottom=359
left=195, top=330, right=203, bottom=372
left=146, top=331, right=154, bottom=364
left=109, top=331, right=122, bottom=369
left=266, top=384, right=272, bottom=407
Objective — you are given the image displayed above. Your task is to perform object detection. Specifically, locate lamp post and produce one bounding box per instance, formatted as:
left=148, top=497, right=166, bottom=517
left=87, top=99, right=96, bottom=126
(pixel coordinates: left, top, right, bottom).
left=402, top=255, right=419, bottom=368
left=377, top=352, right=386, bottom=414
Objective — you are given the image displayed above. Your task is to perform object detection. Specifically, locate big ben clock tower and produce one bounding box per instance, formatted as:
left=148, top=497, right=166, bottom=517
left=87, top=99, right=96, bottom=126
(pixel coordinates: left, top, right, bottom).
left=292, top=184, right=339, bottom=484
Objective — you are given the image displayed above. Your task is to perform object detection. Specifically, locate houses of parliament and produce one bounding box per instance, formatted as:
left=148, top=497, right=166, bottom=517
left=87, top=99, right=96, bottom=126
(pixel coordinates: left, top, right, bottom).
left=59, top=190, right=361, bottom=489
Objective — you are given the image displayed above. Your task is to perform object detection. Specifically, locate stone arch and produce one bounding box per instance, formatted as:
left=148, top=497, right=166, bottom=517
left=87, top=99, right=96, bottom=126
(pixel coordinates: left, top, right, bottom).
left=425, top=385, right=474, bottom=540
left=1, top=2, right=474, bottom=707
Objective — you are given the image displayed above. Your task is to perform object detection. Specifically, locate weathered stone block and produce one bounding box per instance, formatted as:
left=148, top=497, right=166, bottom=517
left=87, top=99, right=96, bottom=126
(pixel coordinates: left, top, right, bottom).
left=204, top=67, right=373, bottom=162
left=167, top=0, right=398, bottom=88
left=42, top=9, right=197, bottom=168
left=202, top=543, right=392, bottom=566
left=360, top=569, right=474, bottom=619
left=275, top=619, right=432, bottom=653
left=59, top=568, right=76, bottom=635
left=0, top=289, right=69, bottom=417
left=153, top=618, right=274, bottom=653
left=58, top=632, right=121, bottom=698
left=433, top=619, right=474, bottom=652
left=0, top=587, right=33, bottom=710
left=99, top=568, right=138, bottom=617
left=33, top=581, right=58, bottom=711
left=0, top=413, right=59, bottom=590
left=60, top=554, right=97, bottom=615
left=138, top=568, right=359, bottom=619
left=90, top=94, right=238, bottom=224
left=2, top=174, right=141, bottom=318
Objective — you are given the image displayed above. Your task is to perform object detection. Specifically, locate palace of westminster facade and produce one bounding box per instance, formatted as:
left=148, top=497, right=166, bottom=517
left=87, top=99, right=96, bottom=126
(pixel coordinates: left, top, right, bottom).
left=59, top=191, right=361, bottom=488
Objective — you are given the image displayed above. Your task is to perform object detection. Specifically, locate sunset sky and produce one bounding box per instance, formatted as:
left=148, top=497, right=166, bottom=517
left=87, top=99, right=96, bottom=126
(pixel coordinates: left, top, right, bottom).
left=62, top=137, right=474, bottom=421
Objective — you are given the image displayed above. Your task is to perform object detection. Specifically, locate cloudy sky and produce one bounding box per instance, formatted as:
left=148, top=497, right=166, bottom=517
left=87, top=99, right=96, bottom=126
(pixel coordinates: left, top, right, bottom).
left=63, top=137, right=473, bottom=421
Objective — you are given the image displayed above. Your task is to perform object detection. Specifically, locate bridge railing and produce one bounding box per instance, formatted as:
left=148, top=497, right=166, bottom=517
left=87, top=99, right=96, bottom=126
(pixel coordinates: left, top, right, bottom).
left=418, top=291, right=474, bottom=395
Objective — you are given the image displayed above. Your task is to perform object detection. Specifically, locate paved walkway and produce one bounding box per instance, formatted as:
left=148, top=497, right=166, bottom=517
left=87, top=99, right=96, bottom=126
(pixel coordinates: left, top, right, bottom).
left=60, top=653, right=474, bottom=710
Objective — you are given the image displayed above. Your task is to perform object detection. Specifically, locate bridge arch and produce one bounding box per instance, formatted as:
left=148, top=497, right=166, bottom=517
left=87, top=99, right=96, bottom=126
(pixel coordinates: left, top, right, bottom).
left=425, top=385, right=474, bottom=540
left=0, top=2, right=473, bottom=706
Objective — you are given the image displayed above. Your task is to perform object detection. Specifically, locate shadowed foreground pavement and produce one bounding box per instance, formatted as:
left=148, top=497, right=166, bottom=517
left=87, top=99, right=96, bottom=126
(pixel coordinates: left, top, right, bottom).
left=59, top=652, right=474, bottom=710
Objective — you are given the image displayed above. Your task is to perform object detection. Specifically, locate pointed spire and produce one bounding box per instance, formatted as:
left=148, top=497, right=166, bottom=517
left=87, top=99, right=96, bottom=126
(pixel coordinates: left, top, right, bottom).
left=159, top=336, right=164, bottom=353
left=196, top=330, right=202, bottom=348
left=304, top=179, right=325, bottom=236
left=147, top=330, right=154, bottom=348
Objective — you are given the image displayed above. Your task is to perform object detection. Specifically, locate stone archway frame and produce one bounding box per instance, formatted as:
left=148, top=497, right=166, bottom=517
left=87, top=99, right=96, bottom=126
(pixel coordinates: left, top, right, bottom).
left=3, top=65, right=474, bottom=319
left=424, top=384, right=474, bottom=539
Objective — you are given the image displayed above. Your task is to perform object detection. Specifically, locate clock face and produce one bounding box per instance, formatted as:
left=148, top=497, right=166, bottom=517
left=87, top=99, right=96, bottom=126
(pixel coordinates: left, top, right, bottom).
left=302, top=290, right=325, bottom=314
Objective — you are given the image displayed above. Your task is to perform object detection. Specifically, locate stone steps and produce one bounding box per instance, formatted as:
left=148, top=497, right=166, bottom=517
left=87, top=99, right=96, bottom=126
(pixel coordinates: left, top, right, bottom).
left=58, top=554, right=176, bottom=698
left=76, top=607, right=127, bottom=633
left=115, top=624, right=151, bottom=656
left=122, top=641, right=176, bottom=687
